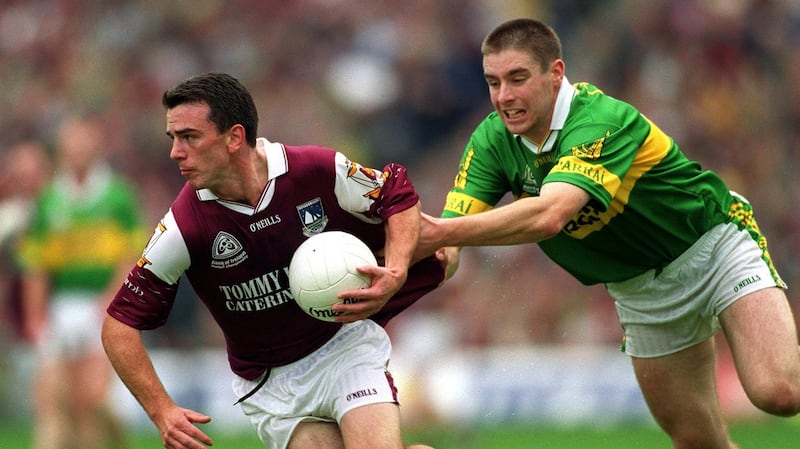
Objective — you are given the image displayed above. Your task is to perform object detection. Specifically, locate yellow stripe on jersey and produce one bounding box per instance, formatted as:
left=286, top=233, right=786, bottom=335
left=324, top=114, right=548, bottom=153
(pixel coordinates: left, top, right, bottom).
left=443, top=191, right=494, bottom=216
left=562, top=117, right=672, bottom=239
left=550, top=156, right=621, bottom=191
left=20, top=223, right=142, bottom=271
left=454, top=147, right=476, bottom=191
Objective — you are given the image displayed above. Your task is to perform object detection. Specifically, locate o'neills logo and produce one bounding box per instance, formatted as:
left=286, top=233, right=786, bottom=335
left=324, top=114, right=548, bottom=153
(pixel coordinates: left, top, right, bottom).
left=346, top=388, right=378, bottom=401
left=211, top=231, right=248, bottom=268
left=733, top=274, right=762, bottom=293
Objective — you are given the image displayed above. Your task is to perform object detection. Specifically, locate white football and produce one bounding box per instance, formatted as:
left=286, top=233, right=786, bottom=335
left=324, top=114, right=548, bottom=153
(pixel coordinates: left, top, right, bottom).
left=288, top=231, right=377, bottom=322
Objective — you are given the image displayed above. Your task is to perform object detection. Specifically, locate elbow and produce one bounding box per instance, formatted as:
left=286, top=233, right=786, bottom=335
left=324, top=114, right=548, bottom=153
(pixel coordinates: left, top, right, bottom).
left=537, top=215, right=567, bottom=240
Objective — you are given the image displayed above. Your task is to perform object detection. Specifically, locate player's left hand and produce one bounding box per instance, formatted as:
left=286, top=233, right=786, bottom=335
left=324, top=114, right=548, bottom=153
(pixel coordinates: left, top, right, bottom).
left=332, top=264, right=406, bottom=322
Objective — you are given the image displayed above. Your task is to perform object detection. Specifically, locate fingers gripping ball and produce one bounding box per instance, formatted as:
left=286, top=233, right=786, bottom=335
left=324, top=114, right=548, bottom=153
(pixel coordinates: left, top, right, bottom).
left=289, top=231, right=377, bottom=321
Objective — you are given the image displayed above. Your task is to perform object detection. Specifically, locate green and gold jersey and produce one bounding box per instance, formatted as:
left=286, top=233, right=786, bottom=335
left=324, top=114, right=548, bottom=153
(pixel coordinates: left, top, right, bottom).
left=442, top=82, right=737, bottom=285
left=18, top=164, right=145, bottom=293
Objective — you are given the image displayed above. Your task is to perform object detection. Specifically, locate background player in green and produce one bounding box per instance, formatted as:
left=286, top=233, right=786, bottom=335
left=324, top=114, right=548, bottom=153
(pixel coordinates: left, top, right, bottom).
left=17, top=115, right=145, bottom=449
left=417, top=18, right=800, bottom=449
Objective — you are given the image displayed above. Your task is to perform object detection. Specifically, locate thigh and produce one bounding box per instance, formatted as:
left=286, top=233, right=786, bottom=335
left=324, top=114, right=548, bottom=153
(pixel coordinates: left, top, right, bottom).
left=340, top=402, right=403, bottom=449
left=719, top=287, right=800, bottom=402
left=631, top=339, right=731, bottom=446
left=67, top=350, right=113, bottom=406
left=287, top=421, right=343, bottom=449
left=32, top=357, right=66, bottom=410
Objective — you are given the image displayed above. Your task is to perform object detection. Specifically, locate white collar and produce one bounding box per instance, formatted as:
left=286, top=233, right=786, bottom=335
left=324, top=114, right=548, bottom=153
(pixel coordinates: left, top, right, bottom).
left=518, top=76, right=576, bottom=154
left=196, top=137, right=287, bottom=214
left=53, top=161, right=113, bottom=204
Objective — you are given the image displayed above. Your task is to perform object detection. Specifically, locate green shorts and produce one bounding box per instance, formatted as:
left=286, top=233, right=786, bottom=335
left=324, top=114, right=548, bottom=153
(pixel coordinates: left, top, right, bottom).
left=608, top=220, right=786, bottom=358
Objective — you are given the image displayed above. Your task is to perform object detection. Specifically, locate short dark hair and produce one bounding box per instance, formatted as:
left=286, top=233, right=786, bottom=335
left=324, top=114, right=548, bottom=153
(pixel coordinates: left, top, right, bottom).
left=481, top=18, right=562, bottom=72
left=162, top=72, right=258, bottom=147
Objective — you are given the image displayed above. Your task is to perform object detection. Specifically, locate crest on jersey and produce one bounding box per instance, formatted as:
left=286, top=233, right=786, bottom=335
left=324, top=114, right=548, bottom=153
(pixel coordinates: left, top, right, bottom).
left=296, top=197, right=328, bottom=237
left=522, top=165, right=540, bottom=195
left=570, top=131, right=609, bottom=160
left=211, top=231, right=248, bottom=268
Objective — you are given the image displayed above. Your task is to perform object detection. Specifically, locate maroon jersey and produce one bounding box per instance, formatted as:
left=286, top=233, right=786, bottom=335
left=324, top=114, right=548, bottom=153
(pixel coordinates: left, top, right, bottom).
left=107, top=139, right=444, bottom=379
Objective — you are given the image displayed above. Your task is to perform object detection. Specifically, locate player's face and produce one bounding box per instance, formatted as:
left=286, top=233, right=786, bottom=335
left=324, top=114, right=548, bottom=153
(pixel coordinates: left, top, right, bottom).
left=166, top=102, right=232, bottom=191
left=483, top=49, right=563, bottom=143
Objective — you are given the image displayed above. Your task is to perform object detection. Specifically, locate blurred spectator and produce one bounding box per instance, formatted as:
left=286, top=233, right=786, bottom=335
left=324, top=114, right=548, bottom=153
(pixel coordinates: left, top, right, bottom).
left=16, top=115, right=145, bottom=449
left=0, top=140, right=51, bottom=341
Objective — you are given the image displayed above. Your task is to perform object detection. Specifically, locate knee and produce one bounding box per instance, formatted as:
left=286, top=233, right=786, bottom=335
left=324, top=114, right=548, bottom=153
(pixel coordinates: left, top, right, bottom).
left=748, top=379, right=800, bottom=416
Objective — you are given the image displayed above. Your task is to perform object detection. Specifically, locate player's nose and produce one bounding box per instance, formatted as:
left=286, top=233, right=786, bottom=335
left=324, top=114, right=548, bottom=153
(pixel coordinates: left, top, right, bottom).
left=169, top=140, right=186, bottom=160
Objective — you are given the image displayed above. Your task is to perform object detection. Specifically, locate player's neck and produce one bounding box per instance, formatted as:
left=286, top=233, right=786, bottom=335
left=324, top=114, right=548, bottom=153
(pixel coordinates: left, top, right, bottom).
left=219, top=148, right=269, bottom=207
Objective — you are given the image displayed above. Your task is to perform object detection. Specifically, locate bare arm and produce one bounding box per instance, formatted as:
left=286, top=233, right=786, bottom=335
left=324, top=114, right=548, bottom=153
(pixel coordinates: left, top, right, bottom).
left=101, top=315, right=214, bottom=449
left=20, top=270, right=49, bottom=344
left=378, top=200, right=419, bottom=281
left=419, top=182, right=590, bottom=252
left=333, top=201, right=419, bottom=321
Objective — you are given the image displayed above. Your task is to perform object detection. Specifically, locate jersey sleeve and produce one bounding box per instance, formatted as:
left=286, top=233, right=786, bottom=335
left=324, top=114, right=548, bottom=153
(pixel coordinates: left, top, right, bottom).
left=544, top=84, right=656, bottom=211
left=137, top=209, right=191, bottom=285
left=441, top=116, right=512, bottom=218
left=106, top=208, right=190, bottom=330
left=545, top=125, right=633, bottom=211
left=333, top=152, right=419, bottom=223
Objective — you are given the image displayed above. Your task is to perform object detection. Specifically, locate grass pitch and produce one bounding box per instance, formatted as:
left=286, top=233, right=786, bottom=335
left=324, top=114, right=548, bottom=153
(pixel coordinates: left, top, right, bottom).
left=0, top=417, right=796, bottom=448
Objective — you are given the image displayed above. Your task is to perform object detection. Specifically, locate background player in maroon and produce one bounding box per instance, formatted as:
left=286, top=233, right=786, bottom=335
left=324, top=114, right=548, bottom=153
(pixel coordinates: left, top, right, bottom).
left=102, top=72, right=444, bottom=449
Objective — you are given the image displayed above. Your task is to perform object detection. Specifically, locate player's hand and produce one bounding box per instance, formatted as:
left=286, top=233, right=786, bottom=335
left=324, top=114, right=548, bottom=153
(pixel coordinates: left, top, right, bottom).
left=155, top=406, right=214, bottom=449
left=415, top=213, right=446, bottom=262
left=333, top=264, right=406, bottom=322
left=437, top=246, right=461, bottom=281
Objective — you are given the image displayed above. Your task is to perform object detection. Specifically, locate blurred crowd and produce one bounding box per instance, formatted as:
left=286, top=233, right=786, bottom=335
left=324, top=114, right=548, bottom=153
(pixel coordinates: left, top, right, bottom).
left=1, top=0, right=799, bottom=354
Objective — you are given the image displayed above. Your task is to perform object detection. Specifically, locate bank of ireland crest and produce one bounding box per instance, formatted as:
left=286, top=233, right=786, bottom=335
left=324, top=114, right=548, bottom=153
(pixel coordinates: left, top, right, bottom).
left=296, top=197, right=328, bottom=236
left=211, top=231, right=248, bottom=268
left=523, top=165, right=540, bottom=195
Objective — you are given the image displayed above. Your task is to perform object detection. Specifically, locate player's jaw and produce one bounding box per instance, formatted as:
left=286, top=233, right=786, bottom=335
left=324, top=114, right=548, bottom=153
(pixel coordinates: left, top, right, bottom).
left=498, top=105, right=531, bottom=135
left=177, top=166, right=205, bottom=189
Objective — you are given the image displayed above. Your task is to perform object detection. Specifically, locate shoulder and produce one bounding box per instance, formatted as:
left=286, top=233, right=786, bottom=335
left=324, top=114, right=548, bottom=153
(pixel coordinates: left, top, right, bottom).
left=105, top=173, right=141, bottom=204
left=140, top=207, right=190, bottom=284
left=561, top=82, right=649, bottom=148
left=570, top=82, right=641, bottom=123
left=284, top=144, right=337, bottom=163
left=170, top=183, right=207, bottom=227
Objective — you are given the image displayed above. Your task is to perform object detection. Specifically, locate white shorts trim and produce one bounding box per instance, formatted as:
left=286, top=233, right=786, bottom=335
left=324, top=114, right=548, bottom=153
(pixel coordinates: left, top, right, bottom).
left=609, top=222, right=784, bottom=358
left=232, top=320, right=399, bottom=449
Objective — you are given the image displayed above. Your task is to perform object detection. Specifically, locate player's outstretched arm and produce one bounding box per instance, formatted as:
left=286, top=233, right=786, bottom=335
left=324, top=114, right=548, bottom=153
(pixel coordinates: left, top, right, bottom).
left=101, top=315, right=214, bottom=449
left=421, top=182, right=590, bottom=249
left=333, top=202, right=419, bottom=321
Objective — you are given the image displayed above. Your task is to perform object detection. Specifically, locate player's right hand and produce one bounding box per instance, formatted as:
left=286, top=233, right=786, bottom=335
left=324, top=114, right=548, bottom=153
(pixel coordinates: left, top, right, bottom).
left=437, top=246, right=461, bottom=281
left=156, top=407, right=214, bottom=449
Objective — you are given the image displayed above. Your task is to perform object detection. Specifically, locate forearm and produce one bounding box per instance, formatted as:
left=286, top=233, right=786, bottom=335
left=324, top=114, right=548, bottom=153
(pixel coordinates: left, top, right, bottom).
left=437, top=197, right=558, bottom=247
left=437, top=182, right=590, bottom=248
left=382, top=201, right=420, bottom=273
left=101, top=315, right=176, bottom=425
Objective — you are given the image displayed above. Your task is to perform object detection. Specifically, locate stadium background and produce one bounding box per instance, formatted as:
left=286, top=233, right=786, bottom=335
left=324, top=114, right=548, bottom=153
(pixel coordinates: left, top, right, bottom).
left=1, top=0, right=799, bottom=447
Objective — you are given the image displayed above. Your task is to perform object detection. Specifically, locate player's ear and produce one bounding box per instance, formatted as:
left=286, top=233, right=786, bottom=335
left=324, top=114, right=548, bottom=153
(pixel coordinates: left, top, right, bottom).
left=550, top=59, right=565, bottom=86
left=226, top=124, right=246, bottom=151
